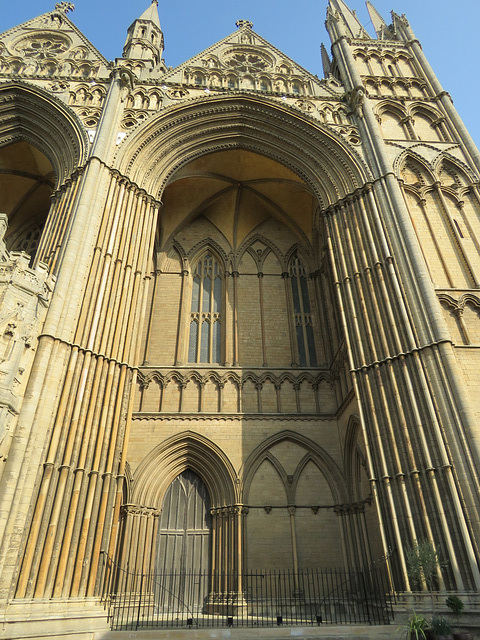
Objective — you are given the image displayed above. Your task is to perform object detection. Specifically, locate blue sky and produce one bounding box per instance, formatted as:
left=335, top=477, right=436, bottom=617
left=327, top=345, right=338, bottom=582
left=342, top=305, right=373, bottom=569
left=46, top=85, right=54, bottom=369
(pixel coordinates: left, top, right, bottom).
left=2, top=1, right=479, bottom=146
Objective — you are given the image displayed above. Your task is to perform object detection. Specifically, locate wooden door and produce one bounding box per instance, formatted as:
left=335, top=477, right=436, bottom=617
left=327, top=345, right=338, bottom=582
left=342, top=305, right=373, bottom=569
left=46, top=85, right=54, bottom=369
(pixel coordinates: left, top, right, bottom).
left=156, top=470, right=211, bottom=611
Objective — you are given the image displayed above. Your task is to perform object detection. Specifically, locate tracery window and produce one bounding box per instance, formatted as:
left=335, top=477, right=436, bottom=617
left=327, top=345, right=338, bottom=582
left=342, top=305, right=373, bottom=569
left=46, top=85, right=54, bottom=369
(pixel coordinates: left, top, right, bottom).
left=290, top=255, right=317, bottom=367
left=188, top=253, right=222, bottom=363
left=9, top=221, right=44, bottom=264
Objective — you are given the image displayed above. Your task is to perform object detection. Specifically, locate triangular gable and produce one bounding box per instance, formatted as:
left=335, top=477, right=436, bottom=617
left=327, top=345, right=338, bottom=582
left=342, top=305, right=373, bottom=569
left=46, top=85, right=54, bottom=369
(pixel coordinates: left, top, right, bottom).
left=0, top=10, right=110, bottom=78
left=161, top=24, right=342, bottom=98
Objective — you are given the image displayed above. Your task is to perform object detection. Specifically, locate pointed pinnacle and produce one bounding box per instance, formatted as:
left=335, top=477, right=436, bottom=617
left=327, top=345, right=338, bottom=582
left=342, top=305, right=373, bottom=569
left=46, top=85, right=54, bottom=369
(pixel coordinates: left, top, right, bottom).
left=366, top=1, right=392, bottom=39
left=329, top=0, right=370, bottom=38
left=321, top=43, right=332, bottom=76
left=138, top=0, right=161, bottom=28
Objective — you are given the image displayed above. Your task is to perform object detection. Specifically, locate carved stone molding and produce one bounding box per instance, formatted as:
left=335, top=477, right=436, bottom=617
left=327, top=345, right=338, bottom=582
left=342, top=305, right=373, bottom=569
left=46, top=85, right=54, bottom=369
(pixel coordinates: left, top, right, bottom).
left=116, top=95, right=373, bottom=207
left=121, top=504, right=162, bottom=518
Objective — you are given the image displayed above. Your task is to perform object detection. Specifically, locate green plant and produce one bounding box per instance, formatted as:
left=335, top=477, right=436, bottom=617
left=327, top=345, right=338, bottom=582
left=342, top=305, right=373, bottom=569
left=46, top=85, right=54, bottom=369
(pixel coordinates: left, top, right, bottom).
left=405, top=540, right=447, bottom=617
left=405, top=540, right=441, bottom=592
left=445, top=595, right=464, bottom=618
left=399, top=612, right=429, bottom=640
left=431, top=616, right=452, bottom=637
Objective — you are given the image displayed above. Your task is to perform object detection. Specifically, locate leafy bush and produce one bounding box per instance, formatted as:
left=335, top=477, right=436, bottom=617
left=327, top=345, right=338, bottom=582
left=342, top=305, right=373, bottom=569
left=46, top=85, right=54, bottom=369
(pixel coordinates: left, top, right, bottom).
left=445, top=595, right=464, bottom=617
left=431, top=616, right=451, bottom=636
left=405, top=540, right=441, bottom=592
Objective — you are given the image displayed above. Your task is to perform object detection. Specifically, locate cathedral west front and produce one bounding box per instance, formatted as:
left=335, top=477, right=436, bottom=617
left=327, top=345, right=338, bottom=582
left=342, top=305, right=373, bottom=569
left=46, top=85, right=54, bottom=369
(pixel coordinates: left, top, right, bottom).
left=0, top=1, right=480, bottom=637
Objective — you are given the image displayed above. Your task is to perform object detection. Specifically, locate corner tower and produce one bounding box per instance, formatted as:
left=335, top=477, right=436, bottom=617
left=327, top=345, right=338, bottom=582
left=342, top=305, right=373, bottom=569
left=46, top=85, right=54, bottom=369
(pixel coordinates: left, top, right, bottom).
left=123, top=0, right=166, bottom=72
left=324, top=0, right=480, bottom=593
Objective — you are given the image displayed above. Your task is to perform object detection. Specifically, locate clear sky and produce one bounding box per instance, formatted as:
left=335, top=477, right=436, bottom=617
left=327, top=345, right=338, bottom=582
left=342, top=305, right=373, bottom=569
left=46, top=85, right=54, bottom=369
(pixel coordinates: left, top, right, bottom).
left=1, top=0, right=479, bottom=146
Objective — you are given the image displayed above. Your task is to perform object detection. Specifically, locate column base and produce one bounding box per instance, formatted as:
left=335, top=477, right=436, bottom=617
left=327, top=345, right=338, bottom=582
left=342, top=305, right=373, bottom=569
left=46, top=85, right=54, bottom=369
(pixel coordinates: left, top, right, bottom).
left=204, top=591, right=248, bottom=616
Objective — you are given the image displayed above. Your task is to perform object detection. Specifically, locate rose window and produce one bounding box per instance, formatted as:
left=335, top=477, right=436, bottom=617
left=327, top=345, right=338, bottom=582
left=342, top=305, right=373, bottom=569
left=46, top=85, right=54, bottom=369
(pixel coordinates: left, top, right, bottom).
left=224, top=51, right=272, bottom=73
left=16, top=37, right=70, bottom=60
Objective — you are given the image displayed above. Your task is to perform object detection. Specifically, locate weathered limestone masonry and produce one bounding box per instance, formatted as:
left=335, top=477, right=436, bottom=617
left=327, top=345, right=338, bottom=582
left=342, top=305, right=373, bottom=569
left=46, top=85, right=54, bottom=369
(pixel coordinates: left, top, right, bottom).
left=0, top=0, right=479, bottom=637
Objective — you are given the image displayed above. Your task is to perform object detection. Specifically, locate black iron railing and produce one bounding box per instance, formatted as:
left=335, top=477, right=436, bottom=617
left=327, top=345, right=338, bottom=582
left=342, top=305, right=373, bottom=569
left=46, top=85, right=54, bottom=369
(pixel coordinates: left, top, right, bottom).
left=100, top=555, right=394, bottom=630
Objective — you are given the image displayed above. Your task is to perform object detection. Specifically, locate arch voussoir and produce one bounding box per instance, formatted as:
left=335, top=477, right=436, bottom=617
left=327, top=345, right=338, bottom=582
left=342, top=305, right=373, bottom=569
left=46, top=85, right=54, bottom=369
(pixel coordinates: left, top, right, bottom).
left=131, top=431, right=238, bottom=509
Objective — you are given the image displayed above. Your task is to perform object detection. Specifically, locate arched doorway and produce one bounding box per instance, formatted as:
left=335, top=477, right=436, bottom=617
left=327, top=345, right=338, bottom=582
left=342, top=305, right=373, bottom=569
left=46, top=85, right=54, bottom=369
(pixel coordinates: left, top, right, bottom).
left=155, top=470, right=212, bottom=613
left=157, top=469, right=212, bottom=575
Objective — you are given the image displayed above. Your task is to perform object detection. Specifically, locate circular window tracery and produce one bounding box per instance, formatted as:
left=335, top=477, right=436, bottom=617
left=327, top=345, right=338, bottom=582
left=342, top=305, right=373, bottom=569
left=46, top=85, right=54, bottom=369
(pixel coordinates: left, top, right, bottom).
left=13, top=34, right=71, bottom=60
left=222, top=48, right=273, bottom=74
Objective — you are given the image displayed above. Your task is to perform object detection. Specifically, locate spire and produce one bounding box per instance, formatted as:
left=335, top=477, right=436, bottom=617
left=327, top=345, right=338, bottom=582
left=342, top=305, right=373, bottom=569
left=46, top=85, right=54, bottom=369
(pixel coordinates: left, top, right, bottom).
left=328, top=0, right=370, bottom=39
left=365, top=2, right=393, bottom=39
left=321, top=43, right=332, bottom=77
left=123, top=0, right=165, bottom=69
left=137, top=0, right=161, bottom=30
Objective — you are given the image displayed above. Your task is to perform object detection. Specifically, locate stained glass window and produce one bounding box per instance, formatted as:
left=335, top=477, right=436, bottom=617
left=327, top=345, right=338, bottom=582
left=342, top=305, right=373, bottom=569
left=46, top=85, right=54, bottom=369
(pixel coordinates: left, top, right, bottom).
left=290, top=255, right=317, bottom=367
left=188, top=253, right=222, bottom=363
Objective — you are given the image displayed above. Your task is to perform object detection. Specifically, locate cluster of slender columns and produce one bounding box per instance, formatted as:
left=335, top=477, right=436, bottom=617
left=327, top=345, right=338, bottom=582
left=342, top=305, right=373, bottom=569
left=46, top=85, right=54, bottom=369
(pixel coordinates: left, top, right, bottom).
left=325, top=187, right=480, bottom=590
left=15, top=171, right=159, bottom=599
left=208, top=506, right=245, bottom=602
left=112, top=505, right=161, bottom=595
left=335, top=504, right=373, bottom=573
left=323, top=13, right=480, bottom=590
left=35, top=172, right=82, bottom=273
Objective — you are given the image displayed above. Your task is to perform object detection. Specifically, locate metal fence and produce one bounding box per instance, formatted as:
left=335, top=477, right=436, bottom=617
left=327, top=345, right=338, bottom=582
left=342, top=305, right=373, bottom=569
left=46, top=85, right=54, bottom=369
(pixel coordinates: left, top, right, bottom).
left=101, top=555, right=394, bottom=630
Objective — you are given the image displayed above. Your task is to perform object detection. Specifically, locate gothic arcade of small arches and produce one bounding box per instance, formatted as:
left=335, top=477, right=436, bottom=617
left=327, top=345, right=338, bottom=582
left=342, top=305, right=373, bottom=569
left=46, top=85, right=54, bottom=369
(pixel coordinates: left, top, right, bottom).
left=115, top=101, right=383, bottom=581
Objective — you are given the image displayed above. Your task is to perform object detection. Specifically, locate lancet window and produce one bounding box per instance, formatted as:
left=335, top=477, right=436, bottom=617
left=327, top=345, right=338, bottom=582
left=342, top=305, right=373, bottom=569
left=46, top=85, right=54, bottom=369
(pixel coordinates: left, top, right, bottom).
left=188, top=253, right=222, bottom=364
left=289, top=255, right=317, bottom=367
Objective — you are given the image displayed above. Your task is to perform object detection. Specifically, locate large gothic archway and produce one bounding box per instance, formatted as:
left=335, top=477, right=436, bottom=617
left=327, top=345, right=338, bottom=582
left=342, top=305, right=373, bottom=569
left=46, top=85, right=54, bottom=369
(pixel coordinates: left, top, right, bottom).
left=0, top=82, right=88, bottom=271
left=117, top=95, right=384, bottom=592
left=115, top=93, right=372, bottom=203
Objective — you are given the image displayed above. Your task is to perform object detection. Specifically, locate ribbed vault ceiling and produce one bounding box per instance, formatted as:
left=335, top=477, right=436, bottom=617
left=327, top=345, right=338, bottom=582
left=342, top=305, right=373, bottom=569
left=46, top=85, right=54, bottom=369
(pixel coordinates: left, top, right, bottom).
left=160, top=149, right=317, bottom=250
left=0, top=141, right=54, bottom=242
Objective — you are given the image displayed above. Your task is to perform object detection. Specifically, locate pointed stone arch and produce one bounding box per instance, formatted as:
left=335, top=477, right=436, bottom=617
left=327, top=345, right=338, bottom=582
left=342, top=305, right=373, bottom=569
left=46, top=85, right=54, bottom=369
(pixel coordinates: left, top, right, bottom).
left=396, top=151, right=435, bottom=196
left=236, top=232, right=285, bottom=272
left=115, top=94, right=372, bottom=208
left=291, top=451, right=338, bottom=504
left=131, top=430, right=239, bottom=509
left=156, top=243, right=184, bottom=273
left=375, top=100, right=410, bottom=140
left=433, top=153, right=477, bottom=188
left=241, top=430, right=346, bottom=504
left=285, top=243, right=314, bottom=270
left=187, top=238, right=229, bottom=270
left=408, top=103, right=448, bottom=142
left=376, top=99, right=407, bottom=120
left=0, top=81, right=88, bottom=186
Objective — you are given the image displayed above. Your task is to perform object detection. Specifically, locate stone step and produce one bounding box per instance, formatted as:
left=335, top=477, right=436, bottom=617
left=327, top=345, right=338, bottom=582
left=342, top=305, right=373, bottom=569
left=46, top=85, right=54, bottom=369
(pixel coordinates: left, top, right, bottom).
left=91, top=625, right=395, bottom=640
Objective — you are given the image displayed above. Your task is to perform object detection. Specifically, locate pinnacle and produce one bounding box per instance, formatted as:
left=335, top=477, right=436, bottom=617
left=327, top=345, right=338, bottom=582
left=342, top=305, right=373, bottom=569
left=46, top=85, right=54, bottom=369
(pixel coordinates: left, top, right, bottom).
left=236, top=19, right=254, bottom=29
left=329, top=0, right=369, bottom=38
left=138, top=0, right=161, bottom=29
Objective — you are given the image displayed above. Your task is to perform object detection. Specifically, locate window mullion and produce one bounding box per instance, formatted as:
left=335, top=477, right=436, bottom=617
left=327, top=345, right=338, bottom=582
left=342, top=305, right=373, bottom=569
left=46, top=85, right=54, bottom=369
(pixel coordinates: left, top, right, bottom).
left=208, top=274, right=214, bottom=363
left=197, top=275, right=204, bottom=363
left=295, top=268, right=306, bottom=367
left=299, top=277, right=311, bottom=367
